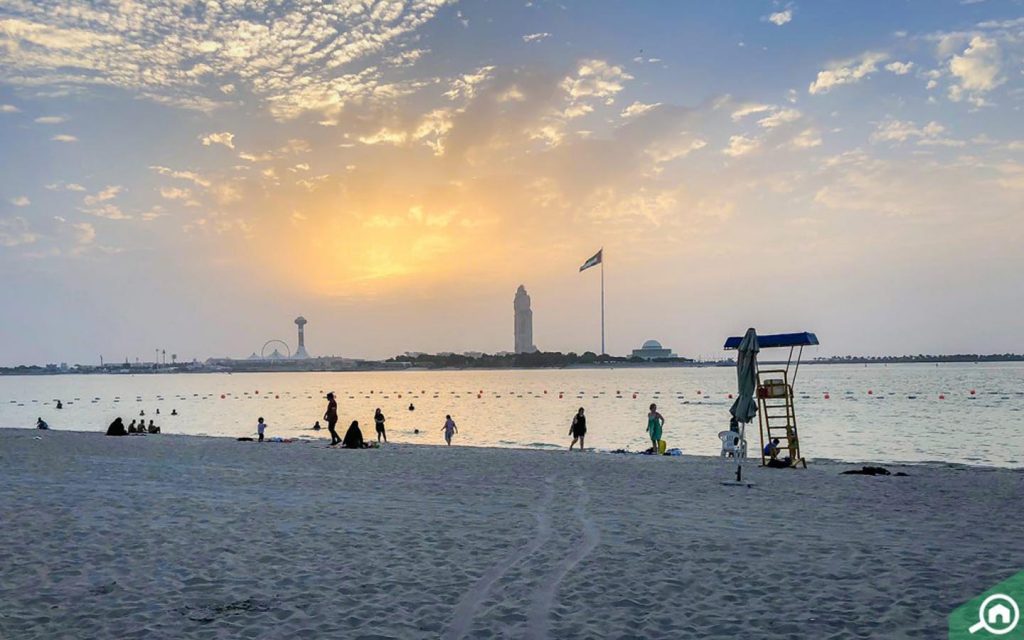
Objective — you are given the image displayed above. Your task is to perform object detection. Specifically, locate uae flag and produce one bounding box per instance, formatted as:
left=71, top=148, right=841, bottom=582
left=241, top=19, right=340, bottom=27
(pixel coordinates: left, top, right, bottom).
left=579, top=249, right=602, bottom=272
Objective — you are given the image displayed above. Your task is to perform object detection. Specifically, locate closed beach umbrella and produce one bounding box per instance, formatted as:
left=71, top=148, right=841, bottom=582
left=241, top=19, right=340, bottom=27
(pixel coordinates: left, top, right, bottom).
left=728, top=327, right=759, bottom=482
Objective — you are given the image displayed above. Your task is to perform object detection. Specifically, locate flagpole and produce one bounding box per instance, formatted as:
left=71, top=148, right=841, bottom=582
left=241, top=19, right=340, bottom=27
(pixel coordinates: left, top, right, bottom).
left=600, top=250, right=605, bottom=355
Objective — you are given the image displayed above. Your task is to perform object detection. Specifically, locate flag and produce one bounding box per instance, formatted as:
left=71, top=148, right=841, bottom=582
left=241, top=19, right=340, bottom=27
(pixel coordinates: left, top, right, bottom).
left=579, top=249, right=602, bottom=272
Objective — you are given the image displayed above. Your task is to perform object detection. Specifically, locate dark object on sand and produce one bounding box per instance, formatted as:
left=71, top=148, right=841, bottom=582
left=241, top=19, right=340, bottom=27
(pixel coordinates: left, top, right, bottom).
left=841, top=466, right=909, bottom=476
left=106, top=418, right=127, bottom=436
left=237, top=437, right=254, bottom=442
left=342, top=421, right=365, bottom=449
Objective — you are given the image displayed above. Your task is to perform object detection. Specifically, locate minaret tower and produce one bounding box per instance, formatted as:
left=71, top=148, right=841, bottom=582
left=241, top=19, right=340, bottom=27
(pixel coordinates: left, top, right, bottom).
left=294, top=316, right=309, bottom=358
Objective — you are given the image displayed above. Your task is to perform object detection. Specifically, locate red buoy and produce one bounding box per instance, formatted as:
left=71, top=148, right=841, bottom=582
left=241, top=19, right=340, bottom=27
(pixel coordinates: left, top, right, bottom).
left=970, top=389, right=976, bottom=395
left=824, top=393, right=831, bottom=400
left=220, top=394, right=225, bottom=399
left=868, top=390, right=873, bottom=395
left=939, top=394, right=945, bottom=400
left=728, top=393, right=733, bottom=399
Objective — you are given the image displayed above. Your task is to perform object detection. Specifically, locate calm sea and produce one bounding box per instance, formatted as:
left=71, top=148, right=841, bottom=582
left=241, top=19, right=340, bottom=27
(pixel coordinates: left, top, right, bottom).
left=2, top=363, right=1021, bottom=467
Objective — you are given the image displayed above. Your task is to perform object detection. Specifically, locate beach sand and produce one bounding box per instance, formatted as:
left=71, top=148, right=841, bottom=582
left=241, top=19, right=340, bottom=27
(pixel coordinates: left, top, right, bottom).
left=0, top=429, right=1021, bottom=639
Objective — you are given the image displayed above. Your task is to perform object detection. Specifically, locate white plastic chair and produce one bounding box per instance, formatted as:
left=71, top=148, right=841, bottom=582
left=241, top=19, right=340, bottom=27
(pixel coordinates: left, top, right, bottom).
left=718, top=430, right=747, bottom=459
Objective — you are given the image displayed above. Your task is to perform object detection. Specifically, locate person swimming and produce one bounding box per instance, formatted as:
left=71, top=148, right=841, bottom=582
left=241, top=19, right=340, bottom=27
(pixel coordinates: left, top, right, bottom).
left=171, top=409, right=178, bottom=416
left=36, top=417, right=49, bottom=430
left=312, top=420, right=321, bottom=431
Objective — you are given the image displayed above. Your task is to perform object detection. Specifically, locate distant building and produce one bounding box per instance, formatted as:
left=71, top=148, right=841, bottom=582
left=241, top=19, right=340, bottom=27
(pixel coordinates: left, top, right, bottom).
left=294, top=316, right=309, bottom=358
left=631, top=339, right=677, bottom=360
left=514, top=285, right=537, bottom=354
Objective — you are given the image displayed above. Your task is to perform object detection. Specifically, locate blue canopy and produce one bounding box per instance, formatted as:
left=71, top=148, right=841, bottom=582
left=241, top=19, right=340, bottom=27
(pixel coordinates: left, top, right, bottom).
left=723, top=332, right=818, bottom=350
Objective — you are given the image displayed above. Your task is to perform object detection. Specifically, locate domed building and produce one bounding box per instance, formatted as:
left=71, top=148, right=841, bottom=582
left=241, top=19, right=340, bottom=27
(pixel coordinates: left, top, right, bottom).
left=631, top=339, right=677, bottom=360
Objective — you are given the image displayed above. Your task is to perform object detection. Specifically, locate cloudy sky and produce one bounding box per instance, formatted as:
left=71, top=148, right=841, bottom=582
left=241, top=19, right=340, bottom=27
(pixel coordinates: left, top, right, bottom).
left=1, top=0, right=1023, bottom=364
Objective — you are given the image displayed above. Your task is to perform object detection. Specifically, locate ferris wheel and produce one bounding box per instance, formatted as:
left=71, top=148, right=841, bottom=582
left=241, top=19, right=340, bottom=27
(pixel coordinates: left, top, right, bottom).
left=261, top=339, right=292, bottom=359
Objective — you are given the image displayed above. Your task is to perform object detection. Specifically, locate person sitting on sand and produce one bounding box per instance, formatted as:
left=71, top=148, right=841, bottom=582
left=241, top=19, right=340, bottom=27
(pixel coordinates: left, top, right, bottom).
left=569, top=407, right=587, bottom=451
left=342, top=420, right=365, bottom=449
left=442, top=415, right=457, bottom=446
left=257, top=417, right=267, bottom=442
left=646, top=404, right=665, bottom=450
left=312, top=420, right=321, bottom=431
left=764, top=438, right=780, bottom=461
left=127, top=420, right=138, bottom=434
left=106, top=417, right=127, bottom=436
left=148, top=420, right=160, bottom=434
left=36, top=417, right=49, bottom=430
left=374, top=408, right=387, bottom=443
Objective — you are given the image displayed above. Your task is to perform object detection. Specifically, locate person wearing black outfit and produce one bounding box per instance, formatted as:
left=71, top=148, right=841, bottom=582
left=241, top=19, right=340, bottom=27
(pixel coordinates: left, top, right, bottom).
left=106, top=417, right=127, bottom=436
left=342, top=420, right=365, bottom=449
left=324, top=392, right=340, bottom=445
left=569, top=407, right=587, bottom=451
left=374, top=408, right=387, bottom=443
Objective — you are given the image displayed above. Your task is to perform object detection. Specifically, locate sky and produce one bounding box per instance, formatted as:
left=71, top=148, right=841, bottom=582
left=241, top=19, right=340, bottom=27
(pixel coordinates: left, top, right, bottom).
left=1, top=0, right=1023, bottom=365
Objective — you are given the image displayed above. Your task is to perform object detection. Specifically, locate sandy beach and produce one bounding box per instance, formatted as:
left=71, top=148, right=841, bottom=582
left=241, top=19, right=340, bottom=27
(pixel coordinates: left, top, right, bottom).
left=0, top=428, right=1021, bottom=639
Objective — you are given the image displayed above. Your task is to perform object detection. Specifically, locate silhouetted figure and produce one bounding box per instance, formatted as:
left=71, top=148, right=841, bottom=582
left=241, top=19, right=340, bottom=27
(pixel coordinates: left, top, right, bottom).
left=374, top=408, right=387, bottom=443
left=342, top=420, right=364, bottom=449
left=106, top=418, right=127, bottom=436
left=140, top=410, right=145, bottom=417
left=442, top=415, right=457, bottom=446
left=408, top=403, right=415, bottom=411
left=128, top=420, right=138, bottom=434
left=257, top=417, right=266, bottom=442
left=569, top=407, right=587, bottom=451
left=36, top=417, right=49, bottom=430
left=56, top=400, right=63, bottom=409
left=324, top=393, right=340, bottom=445
left=148, top=420, right=160, bottom=434
left=171, top=409, right=178, bottom=416
left=312, top=421, right=321, bottom=431
left=156, top=408, right=160, bottom=415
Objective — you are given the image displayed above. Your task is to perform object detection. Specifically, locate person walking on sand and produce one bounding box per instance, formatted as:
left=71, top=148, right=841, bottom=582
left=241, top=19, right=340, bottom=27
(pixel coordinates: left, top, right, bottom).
left=374, top=408, right=387, bottom=443
left=442, top=415, right=457, bottom=446
left=324, top=392, right=340, bottom=445
left=569, top=407, right=587, bottom=451
left=257, top=417, right=267, bottom=442
left=646, top=403, right=665, bottom=450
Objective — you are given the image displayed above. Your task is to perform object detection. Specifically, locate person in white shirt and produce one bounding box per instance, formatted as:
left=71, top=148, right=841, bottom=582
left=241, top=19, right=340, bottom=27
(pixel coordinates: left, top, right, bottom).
left=257, top=417, right=267, bottom=442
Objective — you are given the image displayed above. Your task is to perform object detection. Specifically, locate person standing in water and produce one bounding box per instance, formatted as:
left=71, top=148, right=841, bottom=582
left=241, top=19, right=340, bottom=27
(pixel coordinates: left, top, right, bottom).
left=442, top=415, right=457, bottom=446
left=646, top=403, right=665, bottom=451
left=256, top=417, right=266, bottom=442
left=374, top=408, right=387, bottom=443
left=569, top=407, right=587, bottom=451
left=324, top=393, right=340, bottom=445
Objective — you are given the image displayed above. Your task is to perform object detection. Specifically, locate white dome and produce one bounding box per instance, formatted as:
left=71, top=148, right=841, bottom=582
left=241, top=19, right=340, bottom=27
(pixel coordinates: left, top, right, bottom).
left=641, top=340, right=662, bottom=349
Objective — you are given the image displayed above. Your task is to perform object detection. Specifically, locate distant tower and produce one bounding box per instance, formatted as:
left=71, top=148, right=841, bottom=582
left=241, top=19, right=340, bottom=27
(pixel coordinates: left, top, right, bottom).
left=514, top=286, right=537, bottom=354
left=294, top=316, right=310, bottom=358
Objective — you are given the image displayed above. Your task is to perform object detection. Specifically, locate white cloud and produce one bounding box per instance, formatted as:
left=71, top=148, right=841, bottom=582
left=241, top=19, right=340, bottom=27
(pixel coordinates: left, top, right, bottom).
left=948, top=36, right=1003, bottom=101
left=72, top=222, right=95, bottom=245
left=200, top=131, right=235, bottom=149
left=34, top=115, right=66, bottom=124
left=731, top=103, right=774, bottom=121
left=885, top=61, right=915, bottom=75
left=522, top=32, right=551, bottom=43
left=10, top=196, right=31, bottom=207
left=0, top=216, right=37, bottom=246
left=45, top=182, right=86, bottom=192
left=83, top=204, right=130, bottom=220
left=758, top=108, right=802, bottom=129
left=562, top=59, right=633, bottom=101
left=0, top=1, right=456, bottom=120
left=83, top=185, right=122, bottom=205
left=808, top=51, right=888, bottom=94
left=444, top=66, right=495, bottom=101
left=767, top=9, right=793, bottom=26
left=870, top=119, right=963, bottom=147
left=159, top=187, right=192, bottom=200
left=0, top=104, right=19, bottom=113
left=150, top=166, right=211, bottom=188
left=723, top=135, right=761, bottom=157
left=51, top=134, right=77, bottom=142
left=620, top=101, right=661, bottom=118
left=789, top=128, right=823, bottom=149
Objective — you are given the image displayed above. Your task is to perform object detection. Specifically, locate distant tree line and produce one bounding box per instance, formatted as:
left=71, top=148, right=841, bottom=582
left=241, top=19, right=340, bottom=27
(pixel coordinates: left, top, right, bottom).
left=388, top=351, right=692, bottom=369
left=810, top=354, right=1024, bottom=364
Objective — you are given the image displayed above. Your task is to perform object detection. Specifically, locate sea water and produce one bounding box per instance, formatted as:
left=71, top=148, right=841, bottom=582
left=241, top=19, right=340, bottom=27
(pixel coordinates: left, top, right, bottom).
left=1, top=363, right=1021, bottom=467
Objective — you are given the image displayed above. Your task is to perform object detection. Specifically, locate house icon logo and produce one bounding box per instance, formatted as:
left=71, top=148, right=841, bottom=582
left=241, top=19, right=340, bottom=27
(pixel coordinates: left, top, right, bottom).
left=950, top=572, right=1024, bottom=638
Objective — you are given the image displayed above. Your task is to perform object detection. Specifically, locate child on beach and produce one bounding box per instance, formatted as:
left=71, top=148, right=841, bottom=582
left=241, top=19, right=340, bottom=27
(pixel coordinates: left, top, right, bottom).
left=442, top=415, right=457, bottom=445
left=374, top=408, right=387, bottom=443
left=569, top=407, right=587, bottom=451
left=646, top=404, right=665, bottom=450
left=257, top=417, right=267, bottom=442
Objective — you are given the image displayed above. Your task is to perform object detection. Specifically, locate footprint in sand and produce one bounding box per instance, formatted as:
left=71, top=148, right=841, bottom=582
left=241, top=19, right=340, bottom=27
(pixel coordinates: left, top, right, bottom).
left=442, top=477, right=555, bottom=640
left=525, top=478, right=601, bottom=640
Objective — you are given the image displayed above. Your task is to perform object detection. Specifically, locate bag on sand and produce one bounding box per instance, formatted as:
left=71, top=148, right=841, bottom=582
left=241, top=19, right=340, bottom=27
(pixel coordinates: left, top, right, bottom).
left=658, top=440, right=667, bottom=455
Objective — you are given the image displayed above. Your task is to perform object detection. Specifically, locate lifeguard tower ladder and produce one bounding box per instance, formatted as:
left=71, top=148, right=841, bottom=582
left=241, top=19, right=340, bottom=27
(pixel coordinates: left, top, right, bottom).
left=725, top=332, right=818, bottom=468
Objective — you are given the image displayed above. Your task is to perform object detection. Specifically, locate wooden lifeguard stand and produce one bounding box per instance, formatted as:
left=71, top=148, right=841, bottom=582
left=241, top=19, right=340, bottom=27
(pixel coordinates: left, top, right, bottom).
left=724, top=331, right=818, bottom=468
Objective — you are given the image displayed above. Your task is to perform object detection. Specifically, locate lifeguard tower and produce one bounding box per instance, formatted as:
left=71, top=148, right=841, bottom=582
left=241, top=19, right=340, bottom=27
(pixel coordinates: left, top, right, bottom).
left=724, top=331, right=818, bottom=467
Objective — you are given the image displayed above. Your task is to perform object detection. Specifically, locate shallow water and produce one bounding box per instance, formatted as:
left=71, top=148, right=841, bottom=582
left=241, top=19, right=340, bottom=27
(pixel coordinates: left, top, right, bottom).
left=1, top=363, right=1022, bottom=467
